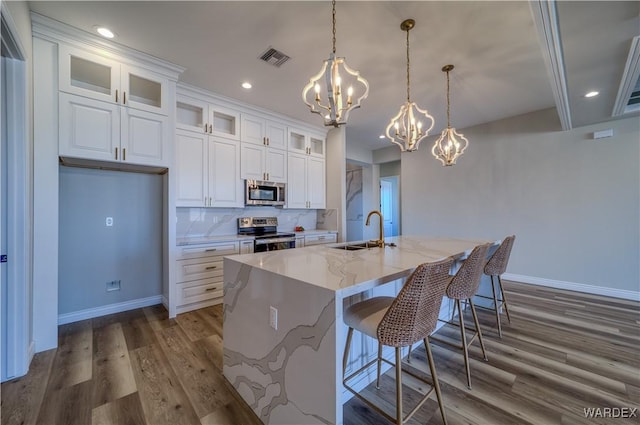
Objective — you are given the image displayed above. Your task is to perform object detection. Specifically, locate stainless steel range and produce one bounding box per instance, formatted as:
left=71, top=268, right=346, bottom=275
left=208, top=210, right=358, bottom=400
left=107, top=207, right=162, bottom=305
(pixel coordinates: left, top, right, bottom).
left=238, top=217, right=296, bottom=252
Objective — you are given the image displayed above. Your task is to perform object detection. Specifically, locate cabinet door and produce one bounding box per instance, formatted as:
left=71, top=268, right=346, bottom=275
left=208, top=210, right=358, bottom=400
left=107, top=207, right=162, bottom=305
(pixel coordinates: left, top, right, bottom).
left=175, top=130, right=207, bottom=207
left=59, top=92, right=119, bottom=162
left=121, top=108, right=169, bottom=167
left=209, top=137, right=243, bottom=208
left=266, top=120, right=287, bottom=150
left=287, top=153, right=307, bottom=209
left=121, top=64, right=169, bottom=115
left=309, top=134, right=326, bottom=158
left=176, top=96, right=208, bottom=133
left=240, top=113, right=266, bottom=146
left=307, top=157, right=326, bottom=209
left=265, top=148, right=287, bottom=183
left=288, top=128, right=307, bottom=154
left=209, top=104, right=240, bottom=140
left=240, top=144, right=266, bottom=181
left=59, top=45, right=120, bottom=105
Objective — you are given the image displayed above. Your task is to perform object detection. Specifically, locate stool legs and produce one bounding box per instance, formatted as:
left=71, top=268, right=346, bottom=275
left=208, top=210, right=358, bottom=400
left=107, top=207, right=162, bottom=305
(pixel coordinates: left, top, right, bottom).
left=376, top=343, right=383, bottom=389
left=469, top=299, right=488, bottom=362
left=490, top=275, right=512, bottom=338
left=395, top=347, right=403, bottom=424
left=343, top=327, right=354, bottom=372
left=424, top=338, right=448, bottom=425
left=456, top=299, right=472, bottom=389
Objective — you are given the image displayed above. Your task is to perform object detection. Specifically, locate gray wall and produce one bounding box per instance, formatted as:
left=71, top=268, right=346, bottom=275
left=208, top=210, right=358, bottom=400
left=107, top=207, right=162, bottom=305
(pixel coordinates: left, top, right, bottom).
left=58, top=166, right=163, bottom=314
left=380, top=160, right=401, bottom=177
left=402, top=108, right=639, bottom=293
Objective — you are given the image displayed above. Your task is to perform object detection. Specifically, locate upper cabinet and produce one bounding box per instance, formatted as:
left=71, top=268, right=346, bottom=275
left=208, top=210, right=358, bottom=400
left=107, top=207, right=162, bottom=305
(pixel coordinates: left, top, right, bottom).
left=241, top=113, right=287, bottom=150
left=288, top=128, right=325, bottom=158
left=57, top=44, right=178, bottom=167
left=176, top=96, right=240, bottom=140
left=59, top=45, right=169, bottom=116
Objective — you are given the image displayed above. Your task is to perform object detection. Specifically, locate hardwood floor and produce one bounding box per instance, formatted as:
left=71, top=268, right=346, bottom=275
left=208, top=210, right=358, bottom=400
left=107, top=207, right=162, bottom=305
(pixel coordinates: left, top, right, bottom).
left=2, top=281, right=638, bottom=425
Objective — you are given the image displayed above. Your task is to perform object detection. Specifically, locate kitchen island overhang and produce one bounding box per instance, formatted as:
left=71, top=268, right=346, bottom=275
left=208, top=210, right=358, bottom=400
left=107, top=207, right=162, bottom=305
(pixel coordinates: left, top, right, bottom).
left=223, top=236, right=496, bottom=425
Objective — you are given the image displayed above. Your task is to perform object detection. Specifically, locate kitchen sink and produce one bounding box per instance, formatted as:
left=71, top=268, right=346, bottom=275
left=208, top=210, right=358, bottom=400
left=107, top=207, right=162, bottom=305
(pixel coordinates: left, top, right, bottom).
left=330, top=241, right=377, bottom=250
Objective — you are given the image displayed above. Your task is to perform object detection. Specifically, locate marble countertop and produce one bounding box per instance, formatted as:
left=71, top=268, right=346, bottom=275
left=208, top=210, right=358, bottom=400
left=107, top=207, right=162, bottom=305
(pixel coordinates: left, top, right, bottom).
left=226, top=235, right=492, bottom=297
left=177, top=229, right=338, bottom=246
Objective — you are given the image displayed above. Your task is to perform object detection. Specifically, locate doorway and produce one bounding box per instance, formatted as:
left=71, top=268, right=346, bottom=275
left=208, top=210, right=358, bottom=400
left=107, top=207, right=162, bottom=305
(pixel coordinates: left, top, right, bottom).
left=1, top=6, right=31, bottom=381
left=380, top=176, right=400, bottom=237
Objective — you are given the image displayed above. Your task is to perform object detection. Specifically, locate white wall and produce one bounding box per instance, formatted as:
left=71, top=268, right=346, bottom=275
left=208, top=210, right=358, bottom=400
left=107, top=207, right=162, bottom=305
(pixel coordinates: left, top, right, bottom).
left=402, top=108, right=639, bottom=296
left=326, top=127, right=347, bottom=241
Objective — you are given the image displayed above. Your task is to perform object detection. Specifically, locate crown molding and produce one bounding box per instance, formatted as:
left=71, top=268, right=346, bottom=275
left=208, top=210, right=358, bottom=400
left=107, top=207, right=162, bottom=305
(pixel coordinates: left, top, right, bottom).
left=529, top=0, right=572, bottom=131
left=30, top=12, right=185, bottom=80
left=612, top=36, right=640, bottom=117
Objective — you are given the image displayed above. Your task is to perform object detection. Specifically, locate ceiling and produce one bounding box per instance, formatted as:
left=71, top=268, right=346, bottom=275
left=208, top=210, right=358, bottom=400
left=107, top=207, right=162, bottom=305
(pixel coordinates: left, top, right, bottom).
left=28, top=1, right=640, bottom=151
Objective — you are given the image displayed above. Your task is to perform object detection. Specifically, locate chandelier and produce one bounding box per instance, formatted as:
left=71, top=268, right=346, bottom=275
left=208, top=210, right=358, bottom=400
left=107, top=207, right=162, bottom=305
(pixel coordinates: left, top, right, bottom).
left=385, top=19, right=434, bottom=152
left=432, top=64, right=469, bottom=166
left=302, top=0, right=369, bottom=127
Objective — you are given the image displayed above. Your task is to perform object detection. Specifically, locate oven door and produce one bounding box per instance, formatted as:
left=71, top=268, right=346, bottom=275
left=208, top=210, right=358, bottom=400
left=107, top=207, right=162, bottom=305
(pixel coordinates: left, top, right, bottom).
left=254, top=237, right=296, bottom=252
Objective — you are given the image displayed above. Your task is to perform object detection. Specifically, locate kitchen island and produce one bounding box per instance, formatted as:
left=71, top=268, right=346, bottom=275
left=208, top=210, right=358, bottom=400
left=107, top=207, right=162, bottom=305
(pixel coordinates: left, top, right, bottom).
left=223, top=235, right=495, bottom=425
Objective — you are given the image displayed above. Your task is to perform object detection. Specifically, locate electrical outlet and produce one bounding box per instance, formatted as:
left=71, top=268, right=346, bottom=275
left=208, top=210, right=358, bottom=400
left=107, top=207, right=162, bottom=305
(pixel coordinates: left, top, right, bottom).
left=106, top=280, right=121, bottom=292
left=269, top=306, right=278, bottom=330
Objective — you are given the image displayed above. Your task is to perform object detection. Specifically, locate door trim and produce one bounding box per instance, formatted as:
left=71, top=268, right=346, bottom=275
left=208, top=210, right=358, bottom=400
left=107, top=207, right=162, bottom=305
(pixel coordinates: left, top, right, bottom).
left=1, top=3, right=32, bottom=381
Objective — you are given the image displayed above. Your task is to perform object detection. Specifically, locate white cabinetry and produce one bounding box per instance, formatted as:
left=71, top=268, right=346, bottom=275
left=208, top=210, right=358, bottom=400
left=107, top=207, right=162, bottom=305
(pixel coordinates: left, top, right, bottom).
left=304, top=232, right=337, bottom=246
left=287, top=152, right=326, bottom=209
left=175, top=129, right=243, bottom=207
left=175, top=241, right=239, bottom=313
left=58, top=45, right=170, bottom=166
left=240, top=113, right=287, bottom=183
left=176, top=96, right=240, bottom=140
left=288, top=128, right=325, bottom=158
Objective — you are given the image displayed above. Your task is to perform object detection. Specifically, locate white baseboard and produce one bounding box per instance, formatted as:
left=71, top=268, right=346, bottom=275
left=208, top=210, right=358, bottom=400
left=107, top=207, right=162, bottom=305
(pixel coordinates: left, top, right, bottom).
left=503, top=273, right=640, bottom=301
left=58, top=295, right=163, bottom=325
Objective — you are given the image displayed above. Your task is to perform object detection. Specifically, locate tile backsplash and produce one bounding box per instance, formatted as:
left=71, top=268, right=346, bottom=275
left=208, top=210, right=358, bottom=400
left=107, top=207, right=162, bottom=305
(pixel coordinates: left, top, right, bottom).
left=176, top=207, right=337, bottom=238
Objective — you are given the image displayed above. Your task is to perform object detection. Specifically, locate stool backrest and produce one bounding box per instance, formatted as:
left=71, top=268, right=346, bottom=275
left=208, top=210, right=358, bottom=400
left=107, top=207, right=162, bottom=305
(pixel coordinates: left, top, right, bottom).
left=484, top=235, right=516, bottom=276
left=446, top=243, right=491, bottom=300
left=377, top=257, right=455, bottom=347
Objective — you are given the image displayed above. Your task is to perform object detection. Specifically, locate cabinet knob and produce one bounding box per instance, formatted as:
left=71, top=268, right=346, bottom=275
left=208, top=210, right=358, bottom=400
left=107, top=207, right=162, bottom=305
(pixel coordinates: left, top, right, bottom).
left=115, top=147, right=118, bottom=160
left=115, top=89, right=118, bottom=103
left=123, top=91, right=126, bottom=104
left=205, top=266, right=218, bottom=270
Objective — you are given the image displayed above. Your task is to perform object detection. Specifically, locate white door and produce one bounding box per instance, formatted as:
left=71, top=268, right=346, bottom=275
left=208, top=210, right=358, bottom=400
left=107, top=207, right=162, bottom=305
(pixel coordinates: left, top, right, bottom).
left=175, top=130, right=207, bottom=207
left=287, top=153, right=307, bottom=209
left=307, top=157, right=326, bottom=209
left=380, top=179, right=394, bottom=237
left=59, top=92, right=120, bottom=161
left=240, top=143, right=265, bottom=181
left=121, top=108, right=169, bottom=166
left=265, top=148, right=287, bottom=183
left=209, top=138, right=243, bottom=207
left=240, top=113, right=266, bottom=146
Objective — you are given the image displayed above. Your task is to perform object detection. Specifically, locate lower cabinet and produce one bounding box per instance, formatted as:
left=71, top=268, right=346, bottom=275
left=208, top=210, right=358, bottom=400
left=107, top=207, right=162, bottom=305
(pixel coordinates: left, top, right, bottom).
left=294, top=232, right=338, bottom=248
left=175, top=241, right=240, bottom=313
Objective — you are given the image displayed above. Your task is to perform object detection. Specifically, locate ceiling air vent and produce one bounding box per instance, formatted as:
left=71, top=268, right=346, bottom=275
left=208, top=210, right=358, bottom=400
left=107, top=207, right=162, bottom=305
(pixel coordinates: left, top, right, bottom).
left=259, top=47, right=291, bottom=68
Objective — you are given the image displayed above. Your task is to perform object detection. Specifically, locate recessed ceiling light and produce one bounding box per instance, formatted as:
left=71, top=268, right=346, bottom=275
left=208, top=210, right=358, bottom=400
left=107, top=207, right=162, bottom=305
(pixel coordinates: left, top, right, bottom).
left=96, top=27, right=115, bottom=39
left=379, top=135, right=385, bottom=139
left=584, top=91, right=599, bottom=98
left=242, top=82, right=252, bottom=89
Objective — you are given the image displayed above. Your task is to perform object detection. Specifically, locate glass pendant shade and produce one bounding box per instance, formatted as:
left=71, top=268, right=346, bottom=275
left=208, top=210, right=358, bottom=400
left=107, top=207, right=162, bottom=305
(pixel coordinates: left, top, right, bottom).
left=302, top=52, right=369, bottom=127
left=302, top=0, right=369, bottom=127
left=386, top=19, right=434, bottom=152
left=432, top=64, right=468, bottom=166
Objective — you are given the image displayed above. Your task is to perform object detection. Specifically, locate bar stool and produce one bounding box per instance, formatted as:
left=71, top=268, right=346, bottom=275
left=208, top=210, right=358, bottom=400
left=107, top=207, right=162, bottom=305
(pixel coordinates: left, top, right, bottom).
left=478, top=235, right=515, bottom=338
left=342, top=257, right=455, bottom=425
left=428, top=243, right=491, bottom=390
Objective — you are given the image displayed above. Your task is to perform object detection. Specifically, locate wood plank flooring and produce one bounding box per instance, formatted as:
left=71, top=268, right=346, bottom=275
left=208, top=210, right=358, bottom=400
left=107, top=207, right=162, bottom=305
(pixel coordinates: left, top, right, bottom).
left=2, top=281, right=639, bottom=425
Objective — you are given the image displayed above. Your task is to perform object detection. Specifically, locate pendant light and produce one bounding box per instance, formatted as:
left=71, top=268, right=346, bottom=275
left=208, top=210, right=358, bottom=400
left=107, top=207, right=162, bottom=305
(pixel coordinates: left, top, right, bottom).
left=385, top=19, right=434, bottom=152
left=432, top=64, right=469, bottom=166
left=302, top=0, right=369, bottom=127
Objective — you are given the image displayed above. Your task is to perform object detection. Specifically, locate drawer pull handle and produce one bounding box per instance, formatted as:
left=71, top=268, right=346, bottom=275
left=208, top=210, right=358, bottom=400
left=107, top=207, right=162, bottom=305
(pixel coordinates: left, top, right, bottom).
left=205, top=266, right=218, bottom=270
left=205, top=248, right=217, bottom=252
left=205, top=287, right=217, bottom=292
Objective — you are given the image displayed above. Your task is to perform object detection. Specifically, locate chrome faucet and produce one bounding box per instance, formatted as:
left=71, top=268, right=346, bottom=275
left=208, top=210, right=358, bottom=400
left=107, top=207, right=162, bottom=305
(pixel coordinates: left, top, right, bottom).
left=365, top=210, right=385, bottom=248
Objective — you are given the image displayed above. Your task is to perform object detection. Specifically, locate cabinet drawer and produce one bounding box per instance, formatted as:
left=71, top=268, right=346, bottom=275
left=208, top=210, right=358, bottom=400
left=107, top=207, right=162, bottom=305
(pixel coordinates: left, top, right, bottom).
left=177, top=279, right=224, bottom=305
left=177, top=242, right=239, bottom=260
left=176, top=258, right=224, bottom=282
left=304, top=233, right=337, bottom=246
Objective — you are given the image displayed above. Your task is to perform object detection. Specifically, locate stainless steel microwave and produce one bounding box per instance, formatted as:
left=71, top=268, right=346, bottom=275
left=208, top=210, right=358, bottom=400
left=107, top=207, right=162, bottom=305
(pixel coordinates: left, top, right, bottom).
left=245, top=180, right=286, bottom=206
